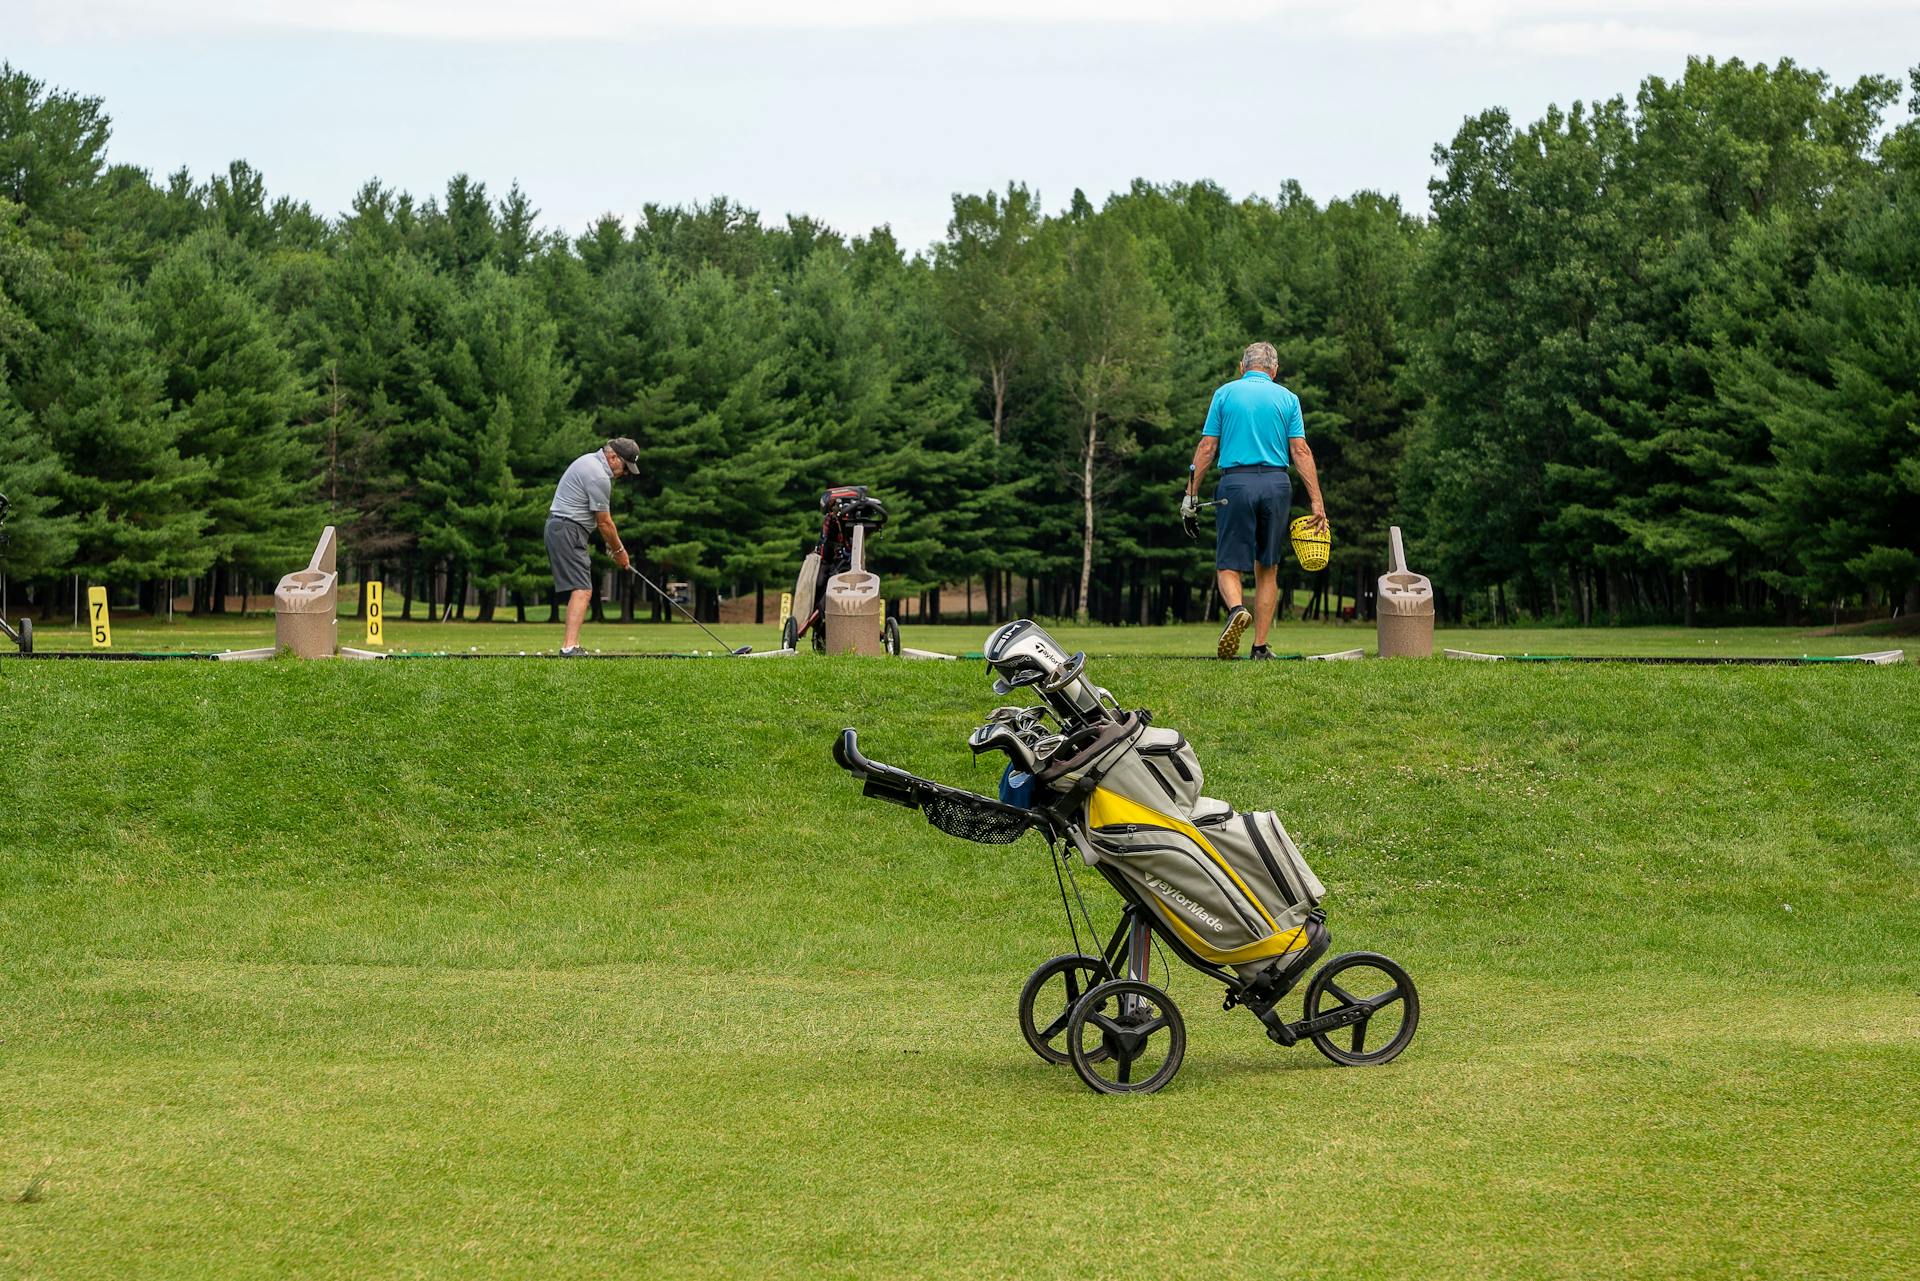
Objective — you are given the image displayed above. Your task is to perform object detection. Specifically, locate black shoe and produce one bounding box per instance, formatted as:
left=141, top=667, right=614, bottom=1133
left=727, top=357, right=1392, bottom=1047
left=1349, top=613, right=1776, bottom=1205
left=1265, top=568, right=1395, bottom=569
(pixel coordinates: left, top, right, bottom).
left=1217, top=606, right=1251, bottom=660
left=1250, top=644, right=1273, bottom=661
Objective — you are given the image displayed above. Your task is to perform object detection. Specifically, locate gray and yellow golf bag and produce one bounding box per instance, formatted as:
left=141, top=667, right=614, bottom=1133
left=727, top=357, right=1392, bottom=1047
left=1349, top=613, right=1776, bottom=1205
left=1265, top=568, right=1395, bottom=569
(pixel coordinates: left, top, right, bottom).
left=835, top=619, right=1418, bottom=1095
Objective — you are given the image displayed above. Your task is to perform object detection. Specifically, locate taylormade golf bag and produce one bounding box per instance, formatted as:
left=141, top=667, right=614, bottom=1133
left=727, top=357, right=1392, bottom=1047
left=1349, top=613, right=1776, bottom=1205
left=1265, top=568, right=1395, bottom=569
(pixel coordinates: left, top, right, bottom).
left=836, top=619, right=1417, bottom=1094
left=981, top=619, right=1325, bottom=984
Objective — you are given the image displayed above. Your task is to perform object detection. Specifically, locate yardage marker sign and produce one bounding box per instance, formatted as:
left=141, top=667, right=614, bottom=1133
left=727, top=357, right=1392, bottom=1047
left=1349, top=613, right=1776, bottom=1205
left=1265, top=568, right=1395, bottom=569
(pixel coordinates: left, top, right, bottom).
left=87, top=586, right=111, bottom=647
left=366, top=582, right=385, bottom=647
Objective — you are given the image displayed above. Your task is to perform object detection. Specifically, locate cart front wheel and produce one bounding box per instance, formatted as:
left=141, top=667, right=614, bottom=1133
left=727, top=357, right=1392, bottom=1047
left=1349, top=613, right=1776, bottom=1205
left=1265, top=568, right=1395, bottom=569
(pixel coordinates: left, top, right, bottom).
left=780, top=615, right=798, bottom=652
left=883, top=616, right=901, bottom=657
left=1303, top=951, right=1418, bottom=1067
left=1066, top=979, right=1185, bottom=1094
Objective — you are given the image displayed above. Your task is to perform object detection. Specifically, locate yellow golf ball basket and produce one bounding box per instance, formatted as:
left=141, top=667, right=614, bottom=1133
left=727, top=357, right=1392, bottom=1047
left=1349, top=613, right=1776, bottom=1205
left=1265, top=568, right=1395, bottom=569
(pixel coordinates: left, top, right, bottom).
left=1290, top=515, right=1331, bottom=572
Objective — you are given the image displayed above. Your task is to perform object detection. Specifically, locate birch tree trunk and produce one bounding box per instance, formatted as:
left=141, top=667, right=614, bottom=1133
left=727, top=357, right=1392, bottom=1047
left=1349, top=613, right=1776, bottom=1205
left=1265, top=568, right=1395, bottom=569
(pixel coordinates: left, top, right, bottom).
left=1077, top=407, right=1099, bottom=623
left=990, top=360, right=1008, bottom=446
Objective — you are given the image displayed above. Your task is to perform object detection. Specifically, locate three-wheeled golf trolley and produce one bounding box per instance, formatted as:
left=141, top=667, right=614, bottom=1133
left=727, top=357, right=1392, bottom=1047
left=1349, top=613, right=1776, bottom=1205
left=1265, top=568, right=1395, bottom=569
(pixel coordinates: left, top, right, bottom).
left=784, top=486, right=900, bottom=656
left=834, top=619, right=1418, bottom=1094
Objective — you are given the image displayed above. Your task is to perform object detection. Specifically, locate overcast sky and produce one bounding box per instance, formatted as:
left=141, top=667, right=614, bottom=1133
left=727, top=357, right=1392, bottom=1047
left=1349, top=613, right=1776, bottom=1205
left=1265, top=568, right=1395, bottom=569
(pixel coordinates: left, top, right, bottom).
left=9, top=1, right=1917, bottom=252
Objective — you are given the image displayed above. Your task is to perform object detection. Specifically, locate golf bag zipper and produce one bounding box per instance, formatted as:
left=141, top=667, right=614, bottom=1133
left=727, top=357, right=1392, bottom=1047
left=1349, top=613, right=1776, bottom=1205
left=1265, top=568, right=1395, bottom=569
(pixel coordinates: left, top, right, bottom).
left=1139, top=759, right=1180, bottom=803
left=1136, top=735, right=1194, bottom=781
left=1243, top=815, right=1297, bottom=908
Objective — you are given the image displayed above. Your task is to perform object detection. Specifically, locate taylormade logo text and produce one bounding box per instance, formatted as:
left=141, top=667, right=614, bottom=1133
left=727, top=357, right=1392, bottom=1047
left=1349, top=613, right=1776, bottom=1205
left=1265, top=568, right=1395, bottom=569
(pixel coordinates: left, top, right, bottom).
left=1145, top=875, right=1227, bottom=933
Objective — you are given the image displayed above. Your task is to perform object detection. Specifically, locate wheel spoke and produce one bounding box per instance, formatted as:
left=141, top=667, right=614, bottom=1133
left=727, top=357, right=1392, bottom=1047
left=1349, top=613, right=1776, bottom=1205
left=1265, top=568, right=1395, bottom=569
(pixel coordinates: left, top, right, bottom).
left=1117, top=1055, right=1132, bottom=1084
left=1326, top=981, right=1357, bottom=1007
left=1134, top=1015, right=1167, bottom=1037
left=1089, top=1012, right=1127, bottom=1039
left=1039, top=1011, right=1071, bottom=1041
left=1370, top=985, right=1402, bottom=1010
left=1351, top=1017, right=1368, bottom=1055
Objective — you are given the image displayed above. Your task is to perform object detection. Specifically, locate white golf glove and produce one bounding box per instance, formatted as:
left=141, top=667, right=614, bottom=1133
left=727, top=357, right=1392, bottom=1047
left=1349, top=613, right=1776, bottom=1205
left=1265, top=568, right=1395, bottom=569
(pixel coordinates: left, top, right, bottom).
left=1179, top=492, right=1201, bottom=539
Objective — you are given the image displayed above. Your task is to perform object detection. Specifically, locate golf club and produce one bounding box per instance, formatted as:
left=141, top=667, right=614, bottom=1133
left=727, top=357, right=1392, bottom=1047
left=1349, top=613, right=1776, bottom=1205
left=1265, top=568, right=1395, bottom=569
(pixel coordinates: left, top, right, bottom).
left=1179, top=493, right=1228, bottom=540
left=624, top=563, right=752, bottom=656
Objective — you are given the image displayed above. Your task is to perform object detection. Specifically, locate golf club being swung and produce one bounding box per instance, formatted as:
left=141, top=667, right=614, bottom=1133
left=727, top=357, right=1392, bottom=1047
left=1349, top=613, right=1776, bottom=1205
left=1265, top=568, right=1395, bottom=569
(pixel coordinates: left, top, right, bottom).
left=624, top=563, right=753, bottom=656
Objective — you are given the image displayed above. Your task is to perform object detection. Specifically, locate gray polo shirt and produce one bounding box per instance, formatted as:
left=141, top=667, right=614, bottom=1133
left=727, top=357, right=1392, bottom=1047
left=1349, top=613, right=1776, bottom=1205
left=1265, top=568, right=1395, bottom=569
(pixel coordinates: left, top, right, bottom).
left=550, top=450, right=613, bottom=525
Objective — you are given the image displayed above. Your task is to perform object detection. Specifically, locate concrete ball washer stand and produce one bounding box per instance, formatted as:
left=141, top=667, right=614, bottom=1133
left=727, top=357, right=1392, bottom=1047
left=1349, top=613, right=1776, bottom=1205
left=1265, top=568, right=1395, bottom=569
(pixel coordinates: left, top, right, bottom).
left=219, top=526, right=381, bottom=661
left=1376, top=526, right=1435, bottom=658
left=817, top=523, right=954, bottom=661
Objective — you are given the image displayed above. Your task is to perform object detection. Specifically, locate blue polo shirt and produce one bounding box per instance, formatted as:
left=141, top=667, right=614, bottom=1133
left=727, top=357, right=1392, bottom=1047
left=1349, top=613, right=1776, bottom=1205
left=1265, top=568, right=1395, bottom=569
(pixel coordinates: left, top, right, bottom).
left=1202, top=370, right=1305, bottom=468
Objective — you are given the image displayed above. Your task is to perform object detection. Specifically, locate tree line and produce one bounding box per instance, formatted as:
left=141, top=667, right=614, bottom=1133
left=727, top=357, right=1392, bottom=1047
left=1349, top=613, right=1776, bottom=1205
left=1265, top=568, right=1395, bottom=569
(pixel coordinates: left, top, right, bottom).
left=0, top=56, right=1914, bottom=627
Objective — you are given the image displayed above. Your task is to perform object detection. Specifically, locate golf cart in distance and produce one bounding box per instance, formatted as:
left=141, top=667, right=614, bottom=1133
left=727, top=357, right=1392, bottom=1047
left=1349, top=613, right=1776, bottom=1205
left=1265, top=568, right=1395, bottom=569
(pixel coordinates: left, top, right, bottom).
left=783, top=485, right=900, bottom=656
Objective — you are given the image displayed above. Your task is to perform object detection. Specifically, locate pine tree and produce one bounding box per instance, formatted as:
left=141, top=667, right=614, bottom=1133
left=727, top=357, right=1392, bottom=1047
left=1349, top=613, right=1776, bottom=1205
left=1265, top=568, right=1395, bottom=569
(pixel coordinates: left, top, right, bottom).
left=1720, top=84, right=1920, bottom=613
left=142, top=230, right=319, bottom=583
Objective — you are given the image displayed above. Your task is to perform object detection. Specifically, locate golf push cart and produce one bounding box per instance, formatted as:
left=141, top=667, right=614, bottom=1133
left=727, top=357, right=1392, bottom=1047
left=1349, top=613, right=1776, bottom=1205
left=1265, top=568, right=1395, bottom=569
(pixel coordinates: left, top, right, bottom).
left=0, top=493, right=30, bottom=655
left=834, top=620, right=1418, bottom=1094
left=783, top=485, right=901, bottom=656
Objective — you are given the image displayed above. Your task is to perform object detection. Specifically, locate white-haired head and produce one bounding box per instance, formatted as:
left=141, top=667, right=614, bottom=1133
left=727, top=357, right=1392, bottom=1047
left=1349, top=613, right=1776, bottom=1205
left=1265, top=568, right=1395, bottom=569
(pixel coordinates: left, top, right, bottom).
left=1240, top=342, right=1279, bottom=375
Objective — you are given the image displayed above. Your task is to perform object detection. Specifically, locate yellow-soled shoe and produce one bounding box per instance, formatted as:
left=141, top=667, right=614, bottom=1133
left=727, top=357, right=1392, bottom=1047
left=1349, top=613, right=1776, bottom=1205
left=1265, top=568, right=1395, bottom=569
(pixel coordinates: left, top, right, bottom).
left=1217, top=606, right=1251, bottom=660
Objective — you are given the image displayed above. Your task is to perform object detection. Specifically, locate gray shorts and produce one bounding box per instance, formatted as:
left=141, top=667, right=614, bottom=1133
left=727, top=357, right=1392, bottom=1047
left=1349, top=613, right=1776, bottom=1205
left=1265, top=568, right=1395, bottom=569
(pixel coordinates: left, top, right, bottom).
left=546, top=515, right=593, bottom=593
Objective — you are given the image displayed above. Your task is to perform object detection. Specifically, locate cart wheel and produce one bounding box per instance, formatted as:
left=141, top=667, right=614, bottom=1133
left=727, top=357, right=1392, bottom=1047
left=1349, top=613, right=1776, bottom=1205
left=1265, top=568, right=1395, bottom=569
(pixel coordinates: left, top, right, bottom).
left=1018, top=954, right=1113, bottom=1065
left=1066, top=979, right=1185, bottom=1095
left=811, top=620, right=826, bottom=654
left=17, top=617, right=30, bottom=655
left=781, top=615, right=798, bottom=652
left=882, top=616, right=901, bottom=657
left=1302, top=952, right=1419, bottom=1067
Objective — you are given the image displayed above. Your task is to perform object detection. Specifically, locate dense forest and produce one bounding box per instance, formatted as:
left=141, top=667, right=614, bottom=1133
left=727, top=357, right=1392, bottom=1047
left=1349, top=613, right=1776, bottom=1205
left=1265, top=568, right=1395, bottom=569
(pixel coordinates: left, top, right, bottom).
left=0, top=57, right=1914, bottom=626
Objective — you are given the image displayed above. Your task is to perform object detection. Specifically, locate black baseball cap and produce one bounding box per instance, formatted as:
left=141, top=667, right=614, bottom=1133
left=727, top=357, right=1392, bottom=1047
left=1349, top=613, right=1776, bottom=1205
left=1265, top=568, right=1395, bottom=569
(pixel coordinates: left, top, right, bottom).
left=607, top=438, right=641, bottom=475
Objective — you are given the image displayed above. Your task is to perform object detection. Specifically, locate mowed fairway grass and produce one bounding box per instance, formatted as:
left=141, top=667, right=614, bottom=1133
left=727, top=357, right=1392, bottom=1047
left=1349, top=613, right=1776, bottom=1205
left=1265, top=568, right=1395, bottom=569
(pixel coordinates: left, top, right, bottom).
left=2, top=658, right=1916, bottom=1278
left=19, top=609, right=1918, bottom=659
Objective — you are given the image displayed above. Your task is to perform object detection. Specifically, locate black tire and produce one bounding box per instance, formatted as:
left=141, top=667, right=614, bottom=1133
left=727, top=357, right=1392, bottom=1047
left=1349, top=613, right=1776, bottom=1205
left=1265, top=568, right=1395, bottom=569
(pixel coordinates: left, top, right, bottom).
left=17, top=617, right=30, bottom=655
left=882, top=616, right=901, bottom=657
left=1018, top=954, right=1112, bottom=1065
left=781, top=615, right=798, bottom=652
left=1302, top=951, right=1418, bottom=1067
left=1066, top=979, right=1186, bottom=1095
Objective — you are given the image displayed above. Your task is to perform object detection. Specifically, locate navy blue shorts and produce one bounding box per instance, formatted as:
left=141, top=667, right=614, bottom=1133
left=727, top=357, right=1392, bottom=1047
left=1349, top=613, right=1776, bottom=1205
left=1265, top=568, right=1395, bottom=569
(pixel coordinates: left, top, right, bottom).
left=1215, top=466, right=1292, bottom=572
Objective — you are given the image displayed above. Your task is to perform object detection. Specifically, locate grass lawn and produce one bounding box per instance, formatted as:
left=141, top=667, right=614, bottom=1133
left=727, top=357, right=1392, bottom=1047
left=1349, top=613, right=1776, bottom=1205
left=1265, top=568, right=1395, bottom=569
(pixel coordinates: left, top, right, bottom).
left=2, top=658, right=1916, bottom=1278
left=13, top=609, right=1914, bottom=660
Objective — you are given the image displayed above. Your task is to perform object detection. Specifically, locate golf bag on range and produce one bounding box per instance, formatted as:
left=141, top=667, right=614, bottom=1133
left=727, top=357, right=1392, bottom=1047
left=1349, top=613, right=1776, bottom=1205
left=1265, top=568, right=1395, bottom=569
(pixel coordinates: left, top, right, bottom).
left=835, top=618, right=1418, bottom=1094
left=987, top=619, right=1327, bottom=988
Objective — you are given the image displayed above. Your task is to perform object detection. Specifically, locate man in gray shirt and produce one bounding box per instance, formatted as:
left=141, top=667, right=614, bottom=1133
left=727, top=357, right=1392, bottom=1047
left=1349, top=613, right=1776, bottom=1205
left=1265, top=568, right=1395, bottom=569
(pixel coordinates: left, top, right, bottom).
left=547, top=438, right=640, bottom=656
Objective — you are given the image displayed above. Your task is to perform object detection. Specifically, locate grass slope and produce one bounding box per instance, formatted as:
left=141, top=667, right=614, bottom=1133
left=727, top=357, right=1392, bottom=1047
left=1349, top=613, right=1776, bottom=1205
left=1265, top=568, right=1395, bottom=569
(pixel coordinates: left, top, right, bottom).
left=1, top=659, right=1916, bottom=1278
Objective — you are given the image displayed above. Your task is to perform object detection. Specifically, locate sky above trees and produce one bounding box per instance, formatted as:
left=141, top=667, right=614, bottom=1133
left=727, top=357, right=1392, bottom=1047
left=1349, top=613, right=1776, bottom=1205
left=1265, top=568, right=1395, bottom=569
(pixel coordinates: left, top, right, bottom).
left=11, top=2, right=1916, bottom=249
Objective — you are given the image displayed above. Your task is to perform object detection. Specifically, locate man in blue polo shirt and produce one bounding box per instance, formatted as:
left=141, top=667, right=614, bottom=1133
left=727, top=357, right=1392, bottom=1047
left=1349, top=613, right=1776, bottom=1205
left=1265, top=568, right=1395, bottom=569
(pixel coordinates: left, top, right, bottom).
left=1181, top=342, right=1327, bottom=659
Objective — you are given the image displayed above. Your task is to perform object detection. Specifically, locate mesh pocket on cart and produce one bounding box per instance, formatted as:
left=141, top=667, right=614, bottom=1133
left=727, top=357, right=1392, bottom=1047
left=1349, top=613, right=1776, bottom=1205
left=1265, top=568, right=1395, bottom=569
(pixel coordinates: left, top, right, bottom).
left=922, top=792, right=1038, bottom=844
